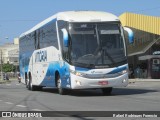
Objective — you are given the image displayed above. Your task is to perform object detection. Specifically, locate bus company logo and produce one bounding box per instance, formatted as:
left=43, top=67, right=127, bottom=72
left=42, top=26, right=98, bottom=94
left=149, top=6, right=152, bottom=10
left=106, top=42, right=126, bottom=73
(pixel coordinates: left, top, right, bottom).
left=91, top=71, right=103, bottom=74
left=35, top=50, right=47, bottom=62
left=91, top=71, right=95, bottom=74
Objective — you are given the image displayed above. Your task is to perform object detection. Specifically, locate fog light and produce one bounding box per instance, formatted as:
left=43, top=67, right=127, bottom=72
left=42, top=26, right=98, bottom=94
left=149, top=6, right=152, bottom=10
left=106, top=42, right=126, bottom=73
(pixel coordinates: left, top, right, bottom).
left=122, top=79, right=127, bottom=83
left=76, top=80, right=81, bottom=86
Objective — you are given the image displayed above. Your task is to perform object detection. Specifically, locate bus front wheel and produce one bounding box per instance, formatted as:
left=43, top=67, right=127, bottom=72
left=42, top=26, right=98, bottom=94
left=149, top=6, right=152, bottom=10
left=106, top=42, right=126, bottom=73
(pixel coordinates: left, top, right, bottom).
left=57, top=75, right=66, bottom=95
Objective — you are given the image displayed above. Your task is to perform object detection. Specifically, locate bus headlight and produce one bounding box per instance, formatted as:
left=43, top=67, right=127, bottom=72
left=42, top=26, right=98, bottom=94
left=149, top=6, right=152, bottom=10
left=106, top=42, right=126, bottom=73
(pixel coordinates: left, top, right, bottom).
left=70, top=70, right=85, bottom=77
left=119, top=69, right=128, bottom=75
left=122, top=79, right=127, bottom=83
left=76, top=80, right=82, bottom=86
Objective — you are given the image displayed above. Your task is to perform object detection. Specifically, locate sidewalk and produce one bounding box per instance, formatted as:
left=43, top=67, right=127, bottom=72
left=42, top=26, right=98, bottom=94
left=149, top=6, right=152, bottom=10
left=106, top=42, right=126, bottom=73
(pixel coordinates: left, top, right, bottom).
left=0, top=80, right=11, bottom=84
left=0, top=77, right=17, bottom=84
left=129, top=78, right=160, bottom=83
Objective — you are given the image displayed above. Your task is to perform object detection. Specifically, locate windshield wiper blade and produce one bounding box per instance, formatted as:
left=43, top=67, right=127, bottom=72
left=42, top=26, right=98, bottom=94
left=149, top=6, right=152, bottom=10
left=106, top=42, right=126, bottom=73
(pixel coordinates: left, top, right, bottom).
left=86, top=63, right=95, bottom=68
left=104, top=49, right=115, bottom=64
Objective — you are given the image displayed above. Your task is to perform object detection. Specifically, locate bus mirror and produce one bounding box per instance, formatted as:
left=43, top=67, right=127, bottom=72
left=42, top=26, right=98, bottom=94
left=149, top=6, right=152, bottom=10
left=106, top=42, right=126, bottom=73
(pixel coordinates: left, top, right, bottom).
left=124, top=27, right=134, bottom=44
left=61, top=28, right=69, bottom=47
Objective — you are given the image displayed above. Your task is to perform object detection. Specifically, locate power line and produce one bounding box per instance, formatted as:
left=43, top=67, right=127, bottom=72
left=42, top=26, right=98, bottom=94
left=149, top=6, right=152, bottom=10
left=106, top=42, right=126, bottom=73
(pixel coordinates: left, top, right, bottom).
left=0, top=20, right=41, bottom=22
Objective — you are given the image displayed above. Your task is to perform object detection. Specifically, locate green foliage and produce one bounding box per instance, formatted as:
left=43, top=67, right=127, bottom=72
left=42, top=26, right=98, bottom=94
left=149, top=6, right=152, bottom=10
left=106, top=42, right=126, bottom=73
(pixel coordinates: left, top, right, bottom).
left=0, top=64, right=16, bottom=72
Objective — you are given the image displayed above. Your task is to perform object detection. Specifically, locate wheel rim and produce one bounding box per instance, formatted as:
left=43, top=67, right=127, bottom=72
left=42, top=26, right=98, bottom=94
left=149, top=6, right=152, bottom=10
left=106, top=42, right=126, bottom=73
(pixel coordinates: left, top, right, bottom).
left=30, top=80, right=32, bottom=89
left=57, top=78, right=61, bottom=89
left=26, top=79, right=29, bottom=88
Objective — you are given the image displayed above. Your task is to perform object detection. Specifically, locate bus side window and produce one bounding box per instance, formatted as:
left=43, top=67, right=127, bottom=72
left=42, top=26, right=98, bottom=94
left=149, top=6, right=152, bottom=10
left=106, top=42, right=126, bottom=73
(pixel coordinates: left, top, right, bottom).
left=34, top=30, right=40, bottom=49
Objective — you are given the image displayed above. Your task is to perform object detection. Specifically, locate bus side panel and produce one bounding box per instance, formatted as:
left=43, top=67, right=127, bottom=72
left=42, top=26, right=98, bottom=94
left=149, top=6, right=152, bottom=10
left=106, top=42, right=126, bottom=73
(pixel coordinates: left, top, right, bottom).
left=19, top=52, right=33, bottom=84
left=37, top=61, right=70, bottom=88
left=29, top=46, right=70, bottom=88
left=19, top=33, right=35, bottom=84
left=19, top=19, right=71, bottom=88
left=30, top=47, right=57, bottom=87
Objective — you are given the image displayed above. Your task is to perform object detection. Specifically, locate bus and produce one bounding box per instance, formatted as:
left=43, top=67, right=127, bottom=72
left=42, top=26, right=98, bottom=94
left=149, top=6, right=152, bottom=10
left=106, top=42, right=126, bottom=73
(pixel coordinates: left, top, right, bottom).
left=19, top=11, right=133, bottom=95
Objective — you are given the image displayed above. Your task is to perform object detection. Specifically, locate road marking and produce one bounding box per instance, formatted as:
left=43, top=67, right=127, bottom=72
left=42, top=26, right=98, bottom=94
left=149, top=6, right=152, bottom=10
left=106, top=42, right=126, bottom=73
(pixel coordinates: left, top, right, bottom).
left=5, top=102, right=13, bottom=105
left=16, top=105, right=27, bottom=108
left=32, top=109, right=43, bottom=111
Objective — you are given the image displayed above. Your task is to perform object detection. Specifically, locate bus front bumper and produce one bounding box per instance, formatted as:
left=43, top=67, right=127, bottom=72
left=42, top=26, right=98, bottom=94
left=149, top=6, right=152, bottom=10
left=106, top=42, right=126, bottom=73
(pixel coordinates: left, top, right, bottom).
left=70, top=73, right=129, bottom=89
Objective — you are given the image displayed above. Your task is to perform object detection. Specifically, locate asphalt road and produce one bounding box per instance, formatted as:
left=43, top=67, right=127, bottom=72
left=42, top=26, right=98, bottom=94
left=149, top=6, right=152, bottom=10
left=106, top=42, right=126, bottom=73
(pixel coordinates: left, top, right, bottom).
left=0, top=80, right=160, bottom=120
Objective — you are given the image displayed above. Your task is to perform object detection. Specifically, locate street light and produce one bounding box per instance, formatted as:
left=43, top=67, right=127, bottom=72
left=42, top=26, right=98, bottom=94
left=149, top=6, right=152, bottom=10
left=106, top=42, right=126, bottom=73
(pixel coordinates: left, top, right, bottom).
left=0, top=37, right=9, bottom=80
left=5, top=37, right=9, bottom=39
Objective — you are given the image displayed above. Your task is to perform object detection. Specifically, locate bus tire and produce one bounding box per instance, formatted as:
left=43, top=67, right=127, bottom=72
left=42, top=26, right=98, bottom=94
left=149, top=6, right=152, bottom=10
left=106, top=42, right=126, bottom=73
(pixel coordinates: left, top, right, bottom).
left=25, top=79, right=28, bottom=88
left=101, top=87, right=112, bottom=95
left=25, top=73, right=28, bottom=88
left=28, top=73, right=36, bottom=91
left=28, top=78, right=31, bottom=90
left=57, top=75, right=66, bottom=95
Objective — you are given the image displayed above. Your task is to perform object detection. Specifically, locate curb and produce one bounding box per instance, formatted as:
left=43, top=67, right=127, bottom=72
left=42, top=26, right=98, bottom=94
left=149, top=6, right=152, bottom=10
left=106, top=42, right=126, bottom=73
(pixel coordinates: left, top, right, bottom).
left=129, top=79, right=160, bottom=83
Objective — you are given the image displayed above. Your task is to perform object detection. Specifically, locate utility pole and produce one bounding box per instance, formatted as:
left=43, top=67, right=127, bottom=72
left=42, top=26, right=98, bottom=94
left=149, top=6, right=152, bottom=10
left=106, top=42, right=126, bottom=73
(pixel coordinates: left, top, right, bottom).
left=0, top=50, right=3, bottom=81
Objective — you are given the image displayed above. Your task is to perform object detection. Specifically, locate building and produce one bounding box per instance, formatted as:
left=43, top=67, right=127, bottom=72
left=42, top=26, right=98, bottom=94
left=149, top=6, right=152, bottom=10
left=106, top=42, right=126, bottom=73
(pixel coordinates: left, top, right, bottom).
left=0, top=38, right=19, bottom=65
left=119, top=12, right=160, bottom=79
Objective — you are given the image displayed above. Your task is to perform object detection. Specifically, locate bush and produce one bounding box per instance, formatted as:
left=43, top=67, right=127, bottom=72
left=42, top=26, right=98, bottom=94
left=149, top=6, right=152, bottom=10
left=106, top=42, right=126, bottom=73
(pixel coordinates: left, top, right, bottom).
left=0, top=64, right=16, bottom=72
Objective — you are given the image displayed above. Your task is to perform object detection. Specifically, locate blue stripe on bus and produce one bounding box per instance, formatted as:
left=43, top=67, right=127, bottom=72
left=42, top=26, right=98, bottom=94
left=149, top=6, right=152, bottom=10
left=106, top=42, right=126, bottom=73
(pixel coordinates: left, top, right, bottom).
left=108, top=66, right=127, bottom=74
left=75, top=65, right=127, bottom=74
left=40, top=62, right=70, bottom=88
left=75, top=67, right=90, bottom=71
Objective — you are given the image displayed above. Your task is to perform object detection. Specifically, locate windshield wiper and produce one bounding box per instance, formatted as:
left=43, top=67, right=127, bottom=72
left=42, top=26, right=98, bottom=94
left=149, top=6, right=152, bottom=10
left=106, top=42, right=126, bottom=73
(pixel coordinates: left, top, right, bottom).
left=94, top=48, right=115, bottom=65
left=103, top=49, right=115, bottom=65
left=86, top=63, right=95, bottom=68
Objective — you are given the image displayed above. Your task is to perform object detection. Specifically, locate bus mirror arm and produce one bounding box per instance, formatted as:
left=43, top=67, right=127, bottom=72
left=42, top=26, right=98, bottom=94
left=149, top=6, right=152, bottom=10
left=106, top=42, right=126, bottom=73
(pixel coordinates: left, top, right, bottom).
left=61, top=28, right=69, bottom=47
left=123, top=27, right=134, bottom=44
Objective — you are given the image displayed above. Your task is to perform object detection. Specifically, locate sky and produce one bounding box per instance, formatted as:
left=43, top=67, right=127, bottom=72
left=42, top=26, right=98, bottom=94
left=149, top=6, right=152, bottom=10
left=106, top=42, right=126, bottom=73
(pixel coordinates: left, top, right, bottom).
left=0, top=0, right=160, bottom=44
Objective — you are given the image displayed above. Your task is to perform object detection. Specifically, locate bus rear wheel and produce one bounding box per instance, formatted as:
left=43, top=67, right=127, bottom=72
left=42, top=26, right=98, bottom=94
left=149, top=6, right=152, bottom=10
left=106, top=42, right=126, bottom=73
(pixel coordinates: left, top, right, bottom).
left=101, top=87, right=112, bottom=95
left=28, top=76, right=33, bottom=90
left=28, top=73, right=36, bottom=91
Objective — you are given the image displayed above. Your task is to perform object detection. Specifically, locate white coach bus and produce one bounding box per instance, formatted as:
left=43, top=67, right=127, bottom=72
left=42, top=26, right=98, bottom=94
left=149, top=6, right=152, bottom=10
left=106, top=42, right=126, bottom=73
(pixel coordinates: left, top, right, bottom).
left=19, top=11, right=133, bottom=95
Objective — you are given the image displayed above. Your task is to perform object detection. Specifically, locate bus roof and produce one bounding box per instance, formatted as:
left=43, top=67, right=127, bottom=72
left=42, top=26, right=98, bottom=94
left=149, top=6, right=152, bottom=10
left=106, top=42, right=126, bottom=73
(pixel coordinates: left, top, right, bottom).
left=20, top=11, right=119, bottom=38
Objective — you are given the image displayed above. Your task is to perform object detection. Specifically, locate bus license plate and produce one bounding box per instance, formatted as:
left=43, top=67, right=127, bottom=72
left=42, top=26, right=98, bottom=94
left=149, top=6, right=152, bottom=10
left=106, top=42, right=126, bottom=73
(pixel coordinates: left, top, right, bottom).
left=98, top=81, right=108, bottom=85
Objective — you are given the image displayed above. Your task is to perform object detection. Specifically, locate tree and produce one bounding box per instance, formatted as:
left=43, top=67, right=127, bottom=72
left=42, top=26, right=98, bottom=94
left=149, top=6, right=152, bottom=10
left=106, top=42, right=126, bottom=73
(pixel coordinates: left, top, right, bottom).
left=1, top=64, right=16, bottom=72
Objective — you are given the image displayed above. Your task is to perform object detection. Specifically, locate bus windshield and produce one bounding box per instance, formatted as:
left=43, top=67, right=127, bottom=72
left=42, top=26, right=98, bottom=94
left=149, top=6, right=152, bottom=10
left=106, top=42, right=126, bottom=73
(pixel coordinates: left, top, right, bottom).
left=69, top=23, right=127, bottom=68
